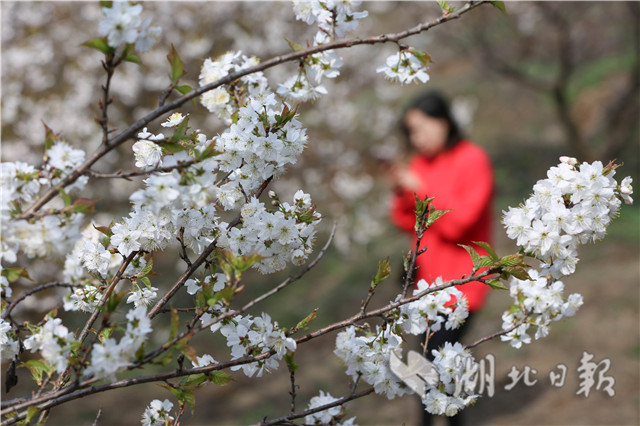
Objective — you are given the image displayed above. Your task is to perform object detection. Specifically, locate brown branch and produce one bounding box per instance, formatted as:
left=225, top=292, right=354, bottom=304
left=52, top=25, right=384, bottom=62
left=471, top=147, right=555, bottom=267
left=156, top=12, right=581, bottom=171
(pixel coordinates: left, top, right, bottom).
left=84, top=160, right=195, bottom=180
left=77, top=251, right=138, bottom=343
left=97, top=56, right=116, bottom=146
left=0, top=267, right=497, bottom=421
left=465, top=320, right=524, bottom=349
left=16, top=0, right=487, bottom=221
left=2, top=283, right=77, bottom=320
left=259, top=387, right=375, bottom=426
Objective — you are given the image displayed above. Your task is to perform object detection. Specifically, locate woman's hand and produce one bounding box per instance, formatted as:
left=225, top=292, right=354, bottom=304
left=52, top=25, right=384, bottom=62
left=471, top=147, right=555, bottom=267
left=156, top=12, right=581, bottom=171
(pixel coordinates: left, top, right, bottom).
left=388, top=163, right=421, bottom=192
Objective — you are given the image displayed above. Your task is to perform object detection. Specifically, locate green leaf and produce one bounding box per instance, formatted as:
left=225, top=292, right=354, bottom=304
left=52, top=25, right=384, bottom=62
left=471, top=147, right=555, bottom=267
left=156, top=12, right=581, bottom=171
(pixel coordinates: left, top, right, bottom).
left=285, top=38, right=304, bottom=52
left=489, top=1, right=507, bottom=15
left=43, top=122, right=56, bottom=152
left=70, top=198, right=97, bottom=214
left=105, top=291, right=126, bottom=312
left=94, top=222, right=114, bottom=238
left=436, top=0, right=455, bottom=14
left=284, top=352, right=299, bottom=371
left=2, top=267, right=32, bottom=283
left=57, top=188, right=71, bottom=207
left=371, top=258, right=391, bottom=289
left=414, top=194, right=430, bottom=219
left=21, top=360, right=52, bottom=386
left=123, top=54, right=142, bottom=65
left=207, top=287, right=235, bottom=307
left=409, top=48, right=432, bottom=67
left=139, top=259, right=154, bottom=277
left=176, top=84, right=192, bottom=95
left=181, top=373, right=207, bottom=388
left=195, top=140, right=220, bottom=162
left=98, top=327, right=113, bottom=343
left=81, top=37, right=114, bottom=55
left=484, top=279, right=509, bottom=290
left=504, top=267, right=531, bottom=281
left=135, top=343, right=146, bottom=362
left=223, top=251, right=266, bottom=273
left=167, top=116, right=190, bottom=144
left=209, top=371, right=233, bottom=386
left=156, top=349, right=175, bottom=366
left=100, top=1, right=113, bottom=8
left=138, top=275, right=151, bottom=289
left=500, top=254, right=525, bottom=267
left=176, top=337, right=197, bottom=363
left=160, top=383, right=196, bottom=413
left=473, top=241, right=498, bottom=261
left=426, top=208, right=450, bottom=228
left=26, top=406, right=41, bottom=423
left=161, top=141, right=186, bottom=154
left=477, top=257, right=497, bottom=268
left=167, top=44, right=186, bottom=83
left=460, top=245, right=481, bottom=268
left=170, top=308, right=179, bottom=340
left=294, top=309, right=318, bottom=332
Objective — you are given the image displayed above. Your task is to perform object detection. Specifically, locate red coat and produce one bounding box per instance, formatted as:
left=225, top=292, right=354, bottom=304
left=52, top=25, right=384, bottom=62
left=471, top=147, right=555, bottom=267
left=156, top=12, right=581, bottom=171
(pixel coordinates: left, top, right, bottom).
left=390, top=140, right=494, bottom=312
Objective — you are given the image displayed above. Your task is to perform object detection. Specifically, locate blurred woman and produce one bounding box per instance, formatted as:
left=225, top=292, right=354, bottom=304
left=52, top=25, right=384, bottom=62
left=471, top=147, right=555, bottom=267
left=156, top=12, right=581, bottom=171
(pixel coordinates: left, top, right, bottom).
left=388, top=91, right=494, bottom=426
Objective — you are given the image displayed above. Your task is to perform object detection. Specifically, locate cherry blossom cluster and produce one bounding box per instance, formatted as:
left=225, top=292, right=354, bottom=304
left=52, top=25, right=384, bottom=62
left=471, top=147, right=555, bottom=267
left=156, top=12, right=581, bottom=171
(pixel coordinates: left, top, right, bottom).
left=83, top=306, right=152, bottom=380
left=219, top=191, right=320, bottom=273
left=334, top=324, right=411, bottom=399
left=281, top=0, right=367, bottom=102
left=334, top=278, right=479, bottom=415
left=503, top=158, right=632, bottom=279
left=214, top=93, right=308, bottom=210
left=292, top=0, right=368, bottom=39
left=218, top=313, right=296, bottom=377
left=98, top=0, right=161, bottom=52
left=199, top=52, right=268, bottom=123
left=500, top=269, right=583, bottom=348
left=376, top=48, right=431, bottom=85
left=0, top=318, right=18, bottom=360
left=23, top=317, right=75, bottom=374
left=500, top=158, right=633, bottom=347
left=304, top=390, right=356, bottom=425
left=1, top=147, right=87, bottom=263
left=397, top=277, right=469, bottom=335
left=141, top=399, right=174, bottom=426
left=63, top=224, right=150, bottom=311
left=423, top=342, right=479, bottom=416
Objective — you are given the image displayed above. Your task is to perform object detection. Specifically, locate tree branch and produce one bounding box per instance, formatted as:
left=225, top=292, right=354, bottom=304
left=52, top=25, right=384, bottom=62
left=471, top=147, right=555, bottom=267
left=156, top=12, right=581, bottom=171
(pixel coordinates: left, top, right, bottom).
left=259, top=387, right=375, bottom=426
left=1, top=268, right=499, bottom=421
left=2, top=283, right=77, bottom=320
left=15, top=0, right=487, bottom=221
left=84, top=160, right=195, bottom=180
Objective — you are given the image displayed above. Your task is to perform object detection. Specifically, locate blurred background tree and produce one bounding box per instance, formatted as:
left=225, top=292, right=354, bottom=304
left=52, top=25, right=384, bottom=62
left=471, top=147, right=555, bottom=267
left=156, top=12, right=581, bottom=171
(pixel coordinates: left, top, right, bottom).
left=2, top=2, right=638, bottom=424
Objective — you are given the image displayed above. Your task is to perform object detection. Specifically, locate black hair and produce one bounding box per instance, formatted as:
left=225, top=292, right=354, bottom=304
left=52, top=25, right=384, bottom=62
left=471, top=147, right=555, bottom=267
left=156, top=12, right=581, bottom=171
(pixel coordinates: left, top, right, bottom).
left=402, top=90, right=463, bottom=149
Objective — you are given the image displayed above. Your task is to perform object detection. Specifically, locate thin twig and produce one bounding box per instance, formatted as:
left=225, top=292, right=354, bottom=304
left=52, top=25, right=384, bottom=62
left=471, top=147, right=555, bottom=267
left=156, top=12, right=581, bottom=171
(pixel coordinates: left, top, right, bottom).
left=2, top=282, right=77, bottom=320
left=78, top=251, right=138, bottom=343
left=259, top=387, right=375, bottom=426
left=288, top=366, right=296, bottom=415
left=84, top=160, right=195, bottom=180
left=91, top=408, right=102, bottom=426
left=98, top=57, right=115, bottom=146
left=465, top=319, right=523, bottom=349
left=402, top=195, right=430, bottom=298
